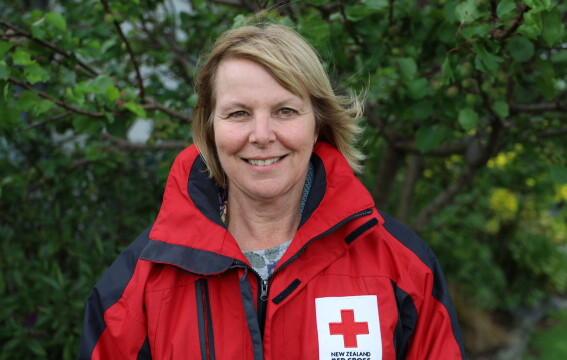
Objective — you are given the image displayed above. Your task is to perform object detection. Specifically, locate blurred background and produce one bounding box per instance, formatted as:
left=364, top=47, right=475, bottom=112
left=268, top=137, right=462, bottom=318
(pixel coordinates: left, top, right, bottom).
left=1, top=0, right=566, bottom=358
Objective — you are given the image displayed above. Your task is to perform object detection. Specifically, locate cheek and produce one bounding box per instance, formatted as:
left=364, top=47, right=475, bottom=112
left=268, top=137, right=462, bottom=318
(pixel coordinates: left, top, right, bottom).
left=214, top=122, right=245, bottom=157
left=279, top=121, right=317, bottom=148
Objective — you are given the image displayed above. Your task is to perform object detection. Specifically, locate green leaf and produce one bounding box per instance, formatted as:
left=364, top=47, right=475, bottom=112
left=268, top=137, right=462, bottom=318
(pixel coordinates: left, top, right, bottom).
left=90, top=74, right=115, bottom=94
left=524, top=0, right=551, bottom=12
left=474, top=46, right=504, bottom=73
left=299, top=12, right=329, bottom=46
left=0, top=60, right=10, bottom=80
left=30, top=17, right=46, bottom=39
left=535, top=59, right=557, bottom=100
left=550, top=165, right=567, bottom=184
left=15, top=91, right=40, bottom=111
left=550, top=50, right=567, bottom=64
left=27, top=339, right=47, bottom=357
left=407, top=78, right=429, bottom=99
left=461, top=24, right=490, bottom=39
left=507, top=36, right=534, bottom=62
left=12, top=49, right=34, bottom=66
left=518, top=11, right=542, bottom=39
left=361, top=0, right=388, bottom=11
left=416, top=125, right=450, bottom=153
left=441, top=56, right=454, bottom=84
left=541, top=8, right=565, bottom=47
left=455, top=0, right=479, bottom=24
left=34, top=100, right=55, bottom=116
left=45, top=12, right=67, bottom=32
left=496, top=0, right=517, bottom=19
left=105, top=85, right=120, bottom=103
left=493, top=101, right=509, bottom=119
left=0, top=41, right=14, bottom=57
left=124, top=102, right=147, bottom=119
left=188, top=93, right=198, bottom=108
left=73, top=117, right=101, bottom=135
left=0, top=98, right=19, bottom=130
left=399, top=57, right=417, bottom=81
left=345, top=5, right=372, bottom=22
left=231, top=14, right=247, bottom=29
left=458, top=108, right=479, bottom=131
left=24, top=62, right=51, bottom=84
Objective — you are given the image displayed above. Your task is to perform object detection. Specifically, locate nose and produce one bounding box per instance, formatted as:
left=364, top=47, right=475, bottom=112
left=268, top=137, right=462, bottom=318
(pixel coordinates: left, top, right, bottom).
left=250, top=112, right=276, bottom=145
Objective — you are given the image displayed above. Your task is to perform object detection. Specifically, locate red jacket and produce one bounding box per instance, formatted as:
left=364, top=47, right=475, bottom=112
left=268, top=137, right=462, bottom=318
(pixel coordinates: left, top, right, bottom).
left=79, top=143, right=465, bottom=359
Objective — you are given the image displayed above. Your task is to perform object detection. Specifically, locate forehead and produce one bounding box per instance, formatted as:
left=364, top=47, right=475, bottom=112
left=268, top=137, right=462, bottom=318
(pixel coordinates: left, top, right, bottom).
left=213, top=57, right=308, bottom=103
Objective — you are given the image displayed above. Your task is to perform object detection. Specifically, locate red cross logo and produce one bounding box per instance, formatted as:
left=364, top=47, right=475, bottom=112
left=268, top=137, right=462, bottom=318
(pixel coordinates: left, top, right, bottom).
left=329, top=309, right=369, bottom=348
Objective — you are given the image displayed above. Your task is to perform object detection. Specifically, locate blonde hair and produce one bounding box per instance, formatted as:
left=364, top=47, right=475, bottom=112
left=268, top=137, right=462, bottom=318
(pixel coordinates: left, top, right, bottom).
left=193, top=23, right=364, bottom=187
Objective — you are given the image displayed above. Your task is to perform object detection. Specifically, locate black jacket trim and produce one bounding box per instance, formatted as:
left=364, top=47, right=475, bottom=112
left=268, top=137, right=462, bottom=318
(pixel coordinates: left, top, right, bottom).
left=391, top=280, right=417, bottom=359
left=140, top=240, right=234, bottom=275
left=272, top=279, right=302, bottom=305
left=136, top=337, right=152, bottom=359
left=299, top=153, right=326, bottom=228
left=234, top=265, right=264, bottom=360
left=344, top=218, right=378, bottom=244
left=380, top=211, right=466, bottom=358
left=196, top=279, right=216, bottom=360
left=188, top=156, right=226, bottom=228
left=78, top=226, right=153, bottom=359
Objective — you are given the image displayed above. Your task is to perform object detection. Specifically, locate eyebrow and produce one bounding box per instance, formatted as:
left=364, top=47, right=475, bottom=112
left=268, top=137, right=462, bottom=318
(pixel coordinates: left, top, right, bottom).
left=216, top=101, right=252, bottom=112
left=216, top=96, right=308, bottom=112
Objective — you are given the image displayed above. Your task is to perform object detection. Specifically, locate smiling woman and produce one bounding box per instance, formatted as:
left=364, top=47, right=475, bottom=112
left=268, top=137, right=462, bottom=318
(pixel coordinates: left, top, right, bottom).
left=78, top=23, right=465, bottom=360
left=213, top=57, right=317, bottom=250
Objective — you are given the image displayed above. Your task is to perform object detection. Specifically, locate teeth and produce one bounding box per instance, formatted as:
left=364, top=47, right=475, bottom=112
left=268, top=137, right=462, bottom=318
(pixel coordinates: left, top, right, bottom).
left=248, top=157, right=281, bottom=166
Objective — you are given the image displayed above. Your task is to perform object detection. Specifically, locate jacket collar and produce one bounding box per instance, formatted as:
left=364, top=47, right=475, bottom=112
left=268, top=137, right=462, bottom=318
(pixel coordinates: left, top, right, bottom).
left=142, top=142, right=374, bottom=275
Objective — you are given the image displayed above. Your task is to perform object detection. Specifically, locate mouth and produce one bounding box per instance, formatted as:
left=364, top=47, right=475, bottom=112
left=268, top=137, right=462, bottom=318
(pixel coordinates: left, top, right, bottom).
left=246, top=156, right=285, bottom=166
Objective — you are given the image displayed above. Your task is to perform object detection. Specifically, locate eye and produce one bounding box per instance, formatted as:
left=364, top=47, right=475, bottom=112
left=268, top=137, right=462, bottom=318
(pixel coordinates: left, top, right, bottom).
left=276, top=108, right=298, bottom=118
left=229, top=110, right=249, bottom=118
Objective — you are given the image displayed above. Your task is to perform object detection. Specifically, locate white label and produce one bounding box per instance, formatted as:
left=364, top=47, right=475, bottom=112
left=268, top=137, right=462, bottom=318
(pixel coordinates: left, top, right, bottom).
left=315, top=295, right=382, bottom=360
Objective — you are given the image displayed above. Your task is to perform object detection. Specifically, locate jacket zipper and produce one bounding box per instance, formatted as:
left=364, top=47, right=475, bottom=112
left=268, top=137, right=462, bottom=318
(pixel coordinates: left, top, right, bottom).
left=256, top=208, right=373, bottom=336
left=257, top=279, right=269, bottom=337
left=274, top=208, right=373, bottom=276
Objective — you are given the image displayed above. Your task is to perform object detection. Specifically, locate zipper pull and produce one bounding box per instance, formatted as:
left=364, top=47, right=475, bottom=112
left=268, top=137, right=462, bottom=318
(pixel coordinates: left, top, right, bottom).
left=260, top=279, right=269, bottom=302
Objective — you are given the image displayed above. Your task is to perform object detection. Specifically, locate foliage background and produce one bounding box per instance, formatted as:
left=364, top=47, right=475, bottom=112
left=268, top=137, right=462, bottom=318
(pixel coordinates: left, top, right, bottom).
left=1, top=0, right=566, bottom=358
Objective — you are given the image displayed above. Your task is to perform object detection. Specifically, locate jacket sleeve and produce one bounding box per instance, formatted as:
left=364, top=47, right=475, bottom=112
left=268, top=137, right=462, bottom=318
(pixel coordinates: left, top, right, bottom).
left=379, top=212, right=465, bottom=359
left=78, top=227, right=152, bottom=360
left=406, top=247, right=466, bottom=360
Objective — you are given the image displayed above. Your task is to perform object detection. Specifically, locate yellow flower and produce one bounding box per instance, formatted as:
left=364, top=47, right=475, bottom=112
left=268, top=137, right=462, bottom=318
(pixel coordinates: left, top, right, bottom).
left=489, top=188, right=519, bottom=221
left=525, top=178, right=536, bottom=187
left=556, top=184, right=567, bottom=202
left=487, top=152, right=516, bottom=169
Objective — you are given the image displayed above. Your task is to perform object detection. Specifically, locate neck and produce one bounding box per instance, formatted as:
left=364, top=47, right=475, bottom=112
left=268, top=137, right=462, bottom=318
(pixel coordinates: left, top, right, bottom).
left=226, top=188, right=302, bottom=252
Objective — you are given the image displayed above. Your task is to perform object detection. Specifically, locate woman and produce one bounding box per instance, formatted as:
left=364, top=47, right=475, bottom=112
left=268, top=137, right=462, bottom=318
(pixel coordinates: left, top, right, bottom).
left=79, top=23, right=465, bottom=359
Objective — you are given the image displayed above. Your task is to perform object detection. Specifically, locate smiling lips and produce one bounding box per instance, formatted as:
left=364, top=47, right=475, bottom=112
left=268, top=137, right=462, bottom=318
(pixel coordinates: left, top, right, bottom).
left=246, top=156, right=284, bottom=166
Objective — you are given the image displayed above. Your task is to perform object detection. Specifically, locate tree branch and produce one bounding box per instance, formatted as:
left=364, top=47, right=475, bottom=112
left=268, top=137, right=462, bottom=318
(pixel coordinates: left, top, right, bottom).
left=100, top=0, right=145, bottom=101
left=397, top=154, right=423, bottom=224
left=8, top=78, right=106, bottom=118
left=26, top=111, right=72, bottom=129
left=538, top=128, right=567, bottom=139
left=208, top=0, right=256, bottom=10
left=143, top=98, right=192, bottom=122
left=393, top=138, right=471, bottom=156
left=339, top=1, right=363, bottom=48
left=412, top=167, right=476, bottom=233
left=510, top=101, right=567, bottom=114
left=138, top=16, right=194, bottom=85
left=494, top=5, right=530, bottom=41
left=0, top=18, right=98, bottom=77
left=101, top=133, right=187, bottom=151
left=388, top=0, right=395, bottom=26
left=371, top=143, right=405, bottom=210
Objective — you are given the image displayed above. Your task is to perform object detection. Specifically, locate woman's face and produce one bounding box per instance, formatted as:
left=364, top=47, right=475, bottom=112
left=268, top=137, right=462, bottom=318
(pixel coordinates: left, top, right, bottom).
left=213, top=57, right=317, bottom=203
